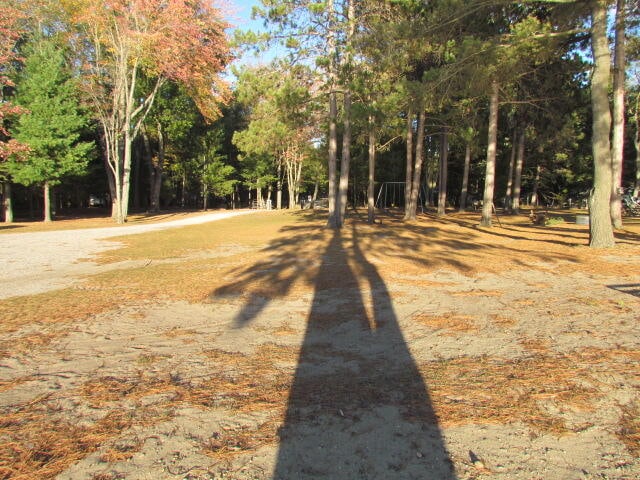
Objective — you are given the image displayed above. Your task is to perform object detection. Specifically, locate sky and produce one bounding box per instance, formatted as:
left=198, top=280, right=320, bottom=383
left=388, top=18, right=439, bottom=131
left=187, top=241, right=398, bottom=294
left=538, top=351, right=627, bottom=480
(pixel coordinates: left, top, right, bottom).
left=225, top=0, right=282, bottom=73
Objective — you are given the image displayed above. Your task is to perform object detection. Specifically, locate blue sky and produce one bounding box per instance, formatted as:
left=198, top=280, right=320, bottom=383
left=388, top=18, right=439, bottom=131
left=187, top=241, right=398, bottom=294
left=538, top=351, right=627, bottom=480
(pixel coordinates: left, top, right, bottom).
left=225, top=0, right=281, bottom=71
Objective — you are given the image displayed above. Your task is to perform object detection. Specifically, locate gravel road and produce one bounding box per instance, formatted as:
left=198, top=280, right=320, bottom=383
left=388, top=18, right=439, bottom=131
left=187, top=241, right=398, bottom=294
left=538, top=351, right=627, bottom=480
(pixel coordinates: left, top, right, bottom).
left=0, top=210, right=255, bottom=300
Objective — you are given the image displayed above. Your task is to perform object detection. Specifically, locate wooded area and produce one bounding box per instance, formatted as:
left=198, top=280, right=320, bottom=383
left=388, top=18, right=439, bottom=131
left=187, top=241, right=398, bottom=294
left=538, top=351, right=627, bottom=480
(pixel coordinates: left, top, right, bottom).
left=1, top=0, right=639, bottom=248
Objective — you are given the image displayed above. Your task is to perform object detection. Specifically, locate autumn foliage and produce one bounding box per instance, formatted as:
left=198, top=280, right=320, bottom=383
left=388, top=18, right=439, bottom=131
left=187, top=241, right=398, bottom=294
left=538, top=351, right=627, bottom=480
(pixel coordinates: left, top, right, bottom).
left=0, top=3, right=28, bottom=161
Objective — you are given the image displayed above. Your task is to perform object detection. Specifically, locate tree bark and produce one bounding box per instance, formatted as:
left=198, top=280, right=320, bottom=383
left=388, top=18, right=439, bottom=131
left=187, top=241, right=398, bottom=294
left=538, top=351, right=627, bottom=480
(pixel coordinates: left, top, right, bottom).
left=336, top=0, right=354, bottom=226
left=43, top=181, right=52, bottom=222
left=337, top=89, right=351, bottom=225
left=326, top=0, right=339, bottom=228
left=437, top=127, right=449, bottom=216
left=480, top=80, right=499, bottom=227
left=276, top=161, right=283, bottom=210
left=403, top=107, right=414, bottom=219
left=368, top=117, right=376, bottom=224
left=589, top=0, right=615, bottom=247
left=459, top=143, right=471, bottom=211
left=635, top=92, right=640, bottom=198
left=512, top=129, right=525, bottom=214
left=610, top=0, right=626, bottom=229
left=505, top=129, right=516, bottom=211
left=3, top=182, right=13, bottom=223
left=531, top=164, right=541, bottom=206
left=407, top=109, right=426, bottom=221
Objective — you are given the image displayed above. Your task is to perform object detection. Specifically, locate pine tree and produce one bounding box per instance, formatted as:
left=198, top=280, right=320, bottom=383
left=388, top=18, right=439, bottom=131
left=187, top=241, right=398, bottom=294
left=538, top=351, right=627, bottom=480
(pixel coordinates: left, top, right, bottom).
left=8, top=38, right=94, bottom=222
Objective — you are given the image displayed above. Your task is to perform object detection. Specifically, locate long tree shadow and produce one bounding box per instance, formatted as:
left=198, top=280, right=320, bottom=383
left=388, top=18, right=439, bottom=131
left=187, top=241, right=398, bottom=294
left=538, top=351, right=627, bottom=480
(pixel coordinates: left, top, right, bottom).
left=271, top=226, right=456, bottom=479
left=271, top=226, right=455, bottom=478
left=214, top=218, right=457, bottom=479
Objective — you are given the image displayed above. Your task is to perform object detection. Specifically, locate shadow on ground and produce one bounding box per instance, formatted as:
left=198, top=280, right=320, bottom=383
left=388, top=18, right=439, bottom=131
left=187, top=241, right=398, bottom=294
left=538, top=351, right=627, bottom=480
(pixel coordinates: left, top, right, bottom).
left=212, top=217, right=457, bottom=479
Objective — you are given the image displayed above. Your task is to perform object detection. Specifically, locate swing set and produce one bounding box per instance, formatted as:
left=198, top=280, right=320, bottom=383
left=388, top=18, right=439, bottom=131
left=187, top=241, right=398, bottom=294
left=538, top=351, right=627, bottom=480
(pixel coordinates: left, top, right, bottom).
left=374, top=182, right=428, bottom=212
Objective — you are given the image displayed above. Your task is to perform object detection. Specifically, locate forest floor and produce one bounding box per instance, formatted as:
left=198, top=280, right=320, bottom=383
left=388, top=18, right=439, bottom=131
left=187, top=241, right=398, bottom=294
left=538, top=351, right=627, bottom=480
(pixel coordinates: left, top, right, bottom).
left=0, top=208, right=639, bottom=480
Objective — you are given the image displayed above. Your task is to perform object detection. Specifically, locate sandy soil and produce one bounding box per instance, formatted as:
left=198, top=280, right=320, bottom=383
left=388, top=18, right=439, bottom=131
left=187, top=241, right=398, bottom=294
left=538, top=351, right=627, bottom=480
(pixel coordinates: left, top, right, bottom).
left=0, top=210, right=254, bottom=299
left=0, top=210, right=638, bottom=480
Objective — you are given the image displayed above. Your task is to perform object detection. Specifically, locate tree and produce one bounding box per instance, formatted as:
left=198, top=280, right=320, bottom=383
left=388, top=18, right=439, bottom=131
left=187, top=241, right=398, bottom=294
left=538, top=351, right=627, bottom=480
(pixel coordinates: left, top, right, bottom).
left=8, top=37, right=93, bottom=222
left=610, top=0, right=626, bottom=229
left=64, top=0, right=231, bottom=223
left=588, top=0, right=615, bottom=247
left=0, top=1, right=28, bottom=162
left=234, top=63, right=318, bottom=209
left=199, top=128, right=236, bottom=210
left=0, top=1, right=29, bottom=222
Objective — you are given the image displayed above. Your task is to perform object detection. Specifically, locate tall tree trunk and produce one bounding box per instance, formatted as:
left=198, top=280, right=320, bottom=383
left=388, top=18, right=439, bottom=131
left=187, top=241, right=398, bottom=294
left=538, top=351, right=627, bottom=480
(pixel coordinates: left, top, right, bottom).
left=437, top=127, right=449, bottom=216
left=531, top=164, right=541, bottom=206
left=505, top=129, right=516, bottom=211
left=610, top=0, right=626, bottom=229
left=335, top=0, right=355, bottom=226
left=589, top=1, right=615, bottom=247
left=133, top=139, right=141, bottom=210
left=275, top=160, right=282, bottom=209
left=181, top=171, right=187, bottom=208
left=512, top=129, right=525, bottom=214
left=203, top=181, right=209, bottom=211
left=403, top=107, right=414, bottom=219
left=152, top=122, right=165, bottom=212
left=326, top=0, right=339, bottom=228
left=3, top=182, right=13, bottom=223
left=43, top=181, right=52, bottom=223
left=407, top=109, right=426, bottom=220
left=480, top=80, right=499, bottom=227
left=459, top=143, right=471, bottom=211
left=337, top=89, right=352, bottom=225
left=635, top=93, right=640, bottom=198
left=368, top=117, right=376, bottom=224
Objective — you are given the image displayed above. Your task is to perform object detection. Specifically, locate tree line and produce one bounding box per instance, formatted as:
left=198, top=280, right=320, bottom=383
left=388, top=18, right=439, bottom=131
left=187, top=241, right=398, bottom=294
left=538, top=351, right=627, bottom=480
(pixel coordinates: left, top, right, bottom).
left=1, top=0, right=639, bottom=248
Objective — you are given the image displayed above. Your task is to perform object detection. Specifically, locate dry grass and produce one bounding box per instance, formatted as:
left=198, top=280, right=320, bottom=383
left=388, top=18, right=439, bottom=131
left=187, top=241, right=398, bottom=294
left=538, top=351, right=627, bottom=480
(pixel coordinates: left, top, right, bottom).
left=1, top=208, right=639, bottom=477
left=413, top=313, right=478, bottom=334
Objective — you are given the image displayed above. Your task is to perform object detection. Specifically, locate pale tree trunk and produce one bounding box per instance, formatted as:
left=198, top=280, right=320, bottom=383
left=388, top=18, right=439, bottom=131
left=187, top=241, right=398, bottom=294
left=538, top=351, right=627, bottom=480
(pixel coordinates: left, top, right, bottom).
left=480, top=80, right=499, bottom=227
left=531, top=164, right=541, bottom=206
left=403, top=107, right=414, bottom=219
left=203, top=181, right=209, bottom=211
left=276, top=160, right=283, bottom=209
left=589, top=0, right=615, bottom=247
left=635, top=93, right=640, bottom=198
left=286, top=156, right=301, bottom=209
left=505, top=129, right=516, bottom=211
left=437, top=127, right=449, bottom=216
left=610, top=0, right=625, bottom=229
left=43, top=181, right=52, bottom=223
left=459, top=143, right=471, bottom=211
left=181, top=171, right=187, bottom=208
left=512, top=129, right=525, bottom=214
left=368, top=117, right=376, bottom=224
left=407, top=109, right=426, bottom=220
left=3, top=182, right=13, bottom=223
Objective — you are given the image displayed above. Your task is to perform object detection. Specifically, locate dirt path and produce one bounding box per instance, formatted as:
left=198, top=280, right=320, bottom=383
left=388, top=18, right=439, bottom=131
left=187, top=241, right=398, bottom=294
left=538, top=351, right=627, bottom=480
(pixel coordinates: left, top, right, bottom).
left=0, top=210, right=255, bottom=299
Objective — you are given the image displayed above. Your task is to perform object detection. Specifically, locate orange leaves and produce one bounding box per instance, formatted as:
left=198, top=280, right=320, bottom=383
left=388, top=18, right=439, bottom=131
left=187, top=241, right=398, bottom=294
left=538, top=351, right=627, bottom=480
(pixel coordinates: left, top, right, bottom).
left=64, top=0, right=231, bottom=120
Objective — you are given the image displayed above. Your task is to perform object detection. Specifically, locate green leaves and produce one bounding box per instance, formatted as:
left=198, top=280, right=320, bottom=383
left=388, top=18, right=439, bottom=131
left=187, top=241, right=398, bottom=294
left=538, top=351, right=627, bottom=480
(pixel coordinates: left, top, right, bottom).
left=8, top=37, right=94, bottom=187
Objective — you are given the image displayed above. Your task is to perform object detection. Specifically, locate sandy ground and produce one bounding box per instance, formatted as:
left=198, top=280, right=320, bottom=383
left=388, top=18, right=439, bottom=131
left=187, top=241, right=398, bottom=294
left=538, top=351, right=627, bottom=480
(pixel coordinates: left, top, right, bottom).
left=0, top=211, right=639, bottom=480
left=0, top=210, right=254, bottom=299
